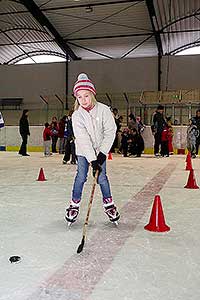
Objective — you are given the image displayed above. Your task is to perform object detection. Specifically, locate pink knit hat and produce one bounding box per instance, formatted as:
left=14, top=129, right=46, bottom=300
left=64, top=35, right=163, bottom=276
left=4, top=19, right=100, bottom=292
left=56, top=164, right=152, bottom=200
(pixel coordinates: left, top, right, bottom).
left=73, top=73, right=96, bottom=96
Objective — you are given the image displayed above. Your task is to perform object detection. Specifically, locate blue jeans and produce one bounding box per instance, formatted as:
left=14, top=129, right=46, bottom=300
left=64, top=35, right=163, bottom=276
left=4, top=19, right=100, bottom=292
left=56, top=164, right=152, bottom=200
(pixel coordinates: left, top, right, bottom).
left=72, top=155, right=112, bottom=202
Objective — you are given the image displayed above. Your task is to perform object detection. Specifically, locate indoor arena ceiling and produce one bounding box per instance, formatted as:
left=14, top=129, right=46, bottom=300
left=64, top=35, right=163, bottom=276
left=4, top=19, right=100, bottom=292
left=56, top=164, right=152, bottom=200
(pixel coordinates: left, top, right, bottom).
left=0, top=0, right=200, bottom=64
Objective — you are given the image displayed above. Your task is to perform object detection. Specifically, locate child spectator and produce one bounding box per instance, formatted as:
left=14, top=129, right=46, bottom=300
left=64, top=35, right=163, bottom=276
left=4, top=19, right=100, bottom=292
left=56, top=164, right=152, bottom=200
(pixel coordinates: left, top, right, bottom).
left=136, top=116, right=145, bottom=134
left=166, top=117, right=174, bottom=154
left=43, top=122, right=52, bottom=157
left=128, top=128, right=144, bottom=157
left=118, top=127, right=129, bottom=157
left=161, top=125, right=169, bottom=157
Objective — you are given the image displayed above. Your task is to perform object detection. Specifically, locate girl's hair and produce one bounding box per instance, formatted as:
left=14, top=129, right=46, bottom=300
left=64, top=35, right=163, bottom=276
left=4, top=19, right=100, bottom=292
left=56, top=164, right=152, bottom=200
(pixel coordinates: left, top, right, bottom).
left=74, top=91, right=97, bottom=111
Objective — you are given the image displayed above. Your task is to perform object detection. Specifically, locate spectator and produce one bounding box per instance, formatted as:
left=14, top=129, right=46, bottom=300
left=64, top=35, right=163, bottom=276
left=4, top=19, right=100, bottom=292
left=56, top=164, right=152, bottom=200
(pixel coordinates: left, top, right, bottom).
left=136, top=116, right=145, bottom=134
left=161, top=125, right=169, bottom=157
left=111, top=108, right=121, bottom=152
left=58, top=115, right=67, bottom=154
left=0, top=112, right=4, bottom=128
left=187, top=118, right=199, bottom=159
left=63, top=111, right=76, bottom=164
left=128, top=113, right=137, bottom=130
left=118, top=127, right=129, bottom=157
left=128, top=128, right=144, bottom=157
left=151, top=105, right=166, bottom=157
left=18, top=109, right=30, bottom=156
left=43, top=122, right=52, bottom=157
left=50, top=116, right=59, bottom=153
left=192, top=109, right=200, bottom=156
left=166, top=117, right=174, bottom=155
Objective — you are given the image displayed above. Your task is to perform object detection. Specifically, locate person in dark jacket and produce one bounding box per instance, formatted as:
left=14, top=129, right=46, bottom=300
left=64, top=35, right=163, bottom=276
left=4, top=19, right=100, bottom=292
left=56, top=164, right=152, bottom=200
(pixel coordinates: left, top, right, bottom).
left=128, top=128, right=144, bottom=157
left=151, top=105, right=166, bottom=157
left=18, top=109, right=30, bottom=156
left=63, top=111, right=76, bottom=164
left=192, top=109, right=200, bottom=156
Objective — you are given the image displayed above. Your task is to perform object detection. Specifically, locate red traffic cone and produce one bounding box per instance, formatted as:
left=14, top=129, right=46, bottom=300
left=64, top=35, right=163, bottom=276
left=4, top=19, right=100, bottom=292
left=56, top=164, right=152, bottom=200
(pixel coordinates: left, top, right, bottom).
left=144, top=195, right=170, bottom=232
left=185, top=152, right=193, bottom=170
left=37, top=168, right=46, bottom=181
left=186, top=152, right=191, bottom=162
left=108, top=152, right=113, bottom=160
left=184, top=169, right=199, bottom=189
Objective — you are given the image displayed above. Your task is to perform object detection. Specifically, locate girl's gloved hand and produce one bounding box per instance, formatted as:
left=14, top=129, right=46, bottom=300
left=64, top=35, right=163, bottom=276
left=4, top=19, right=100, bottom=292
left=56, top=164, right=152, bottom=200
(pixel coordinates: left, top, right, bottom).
left=97, top=152, right=106, bottom=165
left=91, top=160, right=102, bottom=178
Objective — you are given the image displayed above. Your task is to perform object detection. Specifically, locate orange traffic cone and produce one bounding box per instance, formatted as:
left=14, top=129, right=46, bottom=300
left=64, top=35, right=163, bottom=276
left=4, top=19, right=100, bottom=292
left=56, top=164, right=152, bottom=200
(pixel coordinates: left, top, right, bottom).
left=144, top=195, right=170, bottom=232
left=184, top=169, right=199, bottom=189
left=185, top=152, right=193, bottom=170
left=37, top=168, right=47, bottom=181
left=108, top=152, right=113, bottom=160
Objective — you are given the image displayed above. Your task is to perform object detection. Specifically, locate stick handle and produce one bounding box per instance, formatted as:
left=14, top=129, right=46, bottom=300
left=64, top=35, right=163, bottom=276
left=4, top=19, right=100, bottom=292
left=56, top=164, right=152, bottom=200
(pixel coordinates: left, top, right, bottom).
left=82, top=170, right=99, bottom=238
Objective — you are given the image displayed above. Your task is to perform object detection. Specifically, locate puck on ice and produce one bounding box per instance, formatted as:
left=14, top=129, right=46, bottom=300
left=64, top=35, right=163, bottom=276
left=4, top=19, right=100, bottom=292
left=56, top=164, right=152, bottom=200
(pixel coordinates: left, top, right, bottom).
left=9, top=256, right=21, bottom=263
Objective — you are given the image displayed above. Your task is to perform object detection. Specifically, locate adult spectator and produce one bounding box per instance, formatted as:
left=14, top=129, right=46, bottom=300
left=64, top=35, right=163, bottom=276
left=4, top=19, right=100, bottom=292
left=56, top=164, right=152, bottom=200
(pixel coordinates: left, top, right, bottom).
left=192, top=109, right=200, bottom=156
left=50, top=116, right=59, bottom=153
left=58, top=115, right=67, bottom=154
left=111, top=108, right=121, bottom=152
left=18, top=109, right=30, bottom=156
left=151, top=105, right=166, bottom=157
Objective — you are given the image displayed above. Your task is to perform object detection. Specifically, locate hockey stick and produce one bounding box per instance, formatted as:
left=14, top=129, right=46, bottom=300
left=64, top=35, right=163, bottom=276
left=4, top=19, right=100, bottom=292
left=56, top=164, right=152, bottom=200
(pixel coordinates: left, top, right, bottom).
left=77, top=170, right=99, bottom=254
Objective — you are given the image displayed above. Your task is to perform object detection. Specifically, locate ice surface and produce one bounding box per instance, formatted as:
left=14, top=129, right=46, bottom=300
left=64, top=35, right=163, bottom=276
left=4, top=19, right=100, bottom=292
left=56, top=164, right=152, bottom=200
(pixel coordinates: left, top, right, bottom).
left=0, top=152, right=200, bottom=300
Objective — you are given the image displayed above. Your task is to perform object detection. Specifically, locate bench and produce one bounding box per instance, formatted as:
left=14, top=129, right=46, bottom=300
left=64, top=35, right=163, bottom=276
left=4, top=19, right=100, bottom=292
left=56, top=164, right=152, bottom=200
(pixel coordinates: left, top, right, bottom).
left=0, top=98, right=23, bottom=110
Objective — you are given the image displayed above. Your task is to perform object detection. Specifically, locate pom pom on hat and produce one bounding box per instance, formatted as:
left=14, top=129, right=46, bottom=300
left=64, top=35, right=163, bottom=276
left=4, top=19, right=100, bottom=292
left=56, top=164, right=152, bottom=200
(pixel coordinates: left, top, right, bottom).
left=73, top=73, right=96, bottom=96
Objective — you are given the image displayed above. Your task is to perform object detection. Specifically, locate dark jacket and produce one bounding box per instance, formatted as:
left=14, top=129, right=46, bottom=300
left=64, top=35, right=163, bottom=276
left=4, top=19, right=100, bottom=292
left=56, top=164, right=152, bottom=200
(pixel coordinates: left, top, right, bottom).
left=19, top=115, right=30, bottom=136
left=64, top=118, right=74, bottom=140
left=152, top=111, right=166, bottom=134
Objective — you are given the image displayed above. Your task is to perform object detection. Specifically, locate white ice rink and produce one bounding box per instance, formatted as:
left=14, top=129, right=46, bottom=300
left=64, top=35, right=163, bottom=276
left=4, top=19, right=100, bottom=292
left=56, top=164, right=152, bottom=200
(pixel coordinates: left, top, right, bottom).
left=0, top=152, right=200, bottom=300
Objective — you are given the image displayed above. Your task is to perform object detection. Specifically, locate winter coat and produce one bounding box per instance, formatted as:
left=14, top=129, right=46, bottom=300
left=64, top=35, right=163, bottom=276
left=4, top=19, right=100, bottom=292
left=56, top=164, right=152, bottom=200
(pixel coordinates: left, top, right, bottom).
left=58, top=119, right=65, bottom=138
left=161, top=127, right=169, bottom=142
left=187, top=124, right=198, bottom=149
left=19, top=115, right=30, bottom=136
left=64, top=118, right=74, bottom=140
left=72, top=102, right=116, bottom=163
left=152, top=111, right=166, bottom=134
left=43, top=127, right=52, bottom=141
left=50, top=122, right=59, bottom=136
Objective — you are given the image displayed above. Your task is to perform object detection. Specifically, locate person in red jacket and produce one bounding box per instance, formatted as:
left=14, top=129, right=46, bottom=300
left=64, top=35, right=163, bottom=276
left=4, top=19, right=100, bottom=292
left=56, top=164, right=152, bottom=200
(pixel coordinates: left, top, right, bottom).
left=161, top=125, right=169, bottom=157
left=58, top=115, right=67, bottom=154
left=166, top=117, right=174, bottom=154
left=43, top=122, right=52, bottom=156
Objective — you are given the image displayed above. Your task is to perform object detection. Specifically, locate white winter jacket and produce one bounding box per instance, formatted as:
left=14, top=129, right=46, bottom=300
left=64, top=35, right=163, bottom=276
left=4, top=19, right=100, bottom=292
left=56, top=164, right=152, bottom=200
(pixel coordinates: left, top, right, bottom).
left=72, top=102, right=116, bottom=163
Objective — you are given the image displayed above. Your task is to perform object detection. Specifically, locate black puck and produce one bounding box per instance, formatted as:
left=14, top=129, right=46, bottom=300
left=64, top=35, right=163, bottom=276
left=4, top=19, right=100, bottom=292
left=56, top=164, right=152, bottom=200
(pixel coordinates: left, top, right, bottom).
left=9, top=256, right=21, bottom=263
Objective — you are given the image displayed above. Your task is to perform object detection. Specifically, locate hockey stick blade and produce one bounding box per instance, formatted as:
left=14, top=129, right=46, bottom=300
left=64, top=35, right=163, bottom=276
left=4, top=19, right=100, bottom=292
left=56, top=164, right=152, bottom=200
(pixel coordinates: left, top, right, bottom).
left=77, top=236, right=85, bottom=254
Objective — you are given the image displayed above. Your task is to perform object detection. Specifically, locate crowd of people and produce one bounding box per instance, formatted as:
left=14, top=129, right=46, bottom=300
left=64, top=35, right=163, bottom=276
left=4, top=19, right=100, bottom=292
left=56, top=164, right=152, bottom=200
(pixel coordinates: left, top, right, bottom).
left=18, top=105, right=200, bottom=162
left=16, top=74, right=200, bottom=227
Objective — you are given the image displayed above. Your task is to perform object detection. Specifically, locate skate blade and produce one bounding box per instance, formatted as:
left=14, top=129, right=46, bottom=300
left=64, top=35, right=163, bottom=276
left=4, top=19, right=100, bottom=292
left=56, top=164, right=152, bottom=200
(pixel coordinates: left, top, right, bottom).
left=113, top=221, right=119, bottom=226
left=68, top=222, right=73, bottom=228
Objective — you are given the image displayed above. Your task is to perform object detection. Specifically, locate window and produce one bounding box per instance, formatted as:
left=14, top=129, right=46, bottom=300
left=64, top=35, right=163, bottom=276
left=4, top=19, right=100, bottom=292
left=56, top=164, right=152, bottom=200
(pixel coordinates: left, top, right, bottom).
left=16, top=55, right=66, bottom=64
left=176, top=46, right=200, bottom=56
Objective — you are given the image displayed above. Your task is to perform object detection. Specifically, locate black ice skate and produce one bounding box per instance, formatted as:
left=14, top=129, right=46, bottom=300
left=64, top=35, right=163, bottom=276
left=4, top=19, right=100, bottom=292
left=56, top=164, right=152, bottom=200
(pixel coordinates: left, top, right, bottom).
left=65, top=205, right=80, bottom=226
left=104, top=204, right=120, bottom=225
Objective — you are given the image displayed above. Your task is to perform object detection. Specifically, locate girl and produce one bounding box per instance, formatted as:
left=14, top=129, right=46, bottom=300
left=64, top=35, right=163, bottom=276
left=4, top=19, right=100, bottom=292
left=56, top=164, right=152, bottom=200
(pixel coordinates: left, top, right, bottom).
left=65, top=73, right=120, bottom=225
